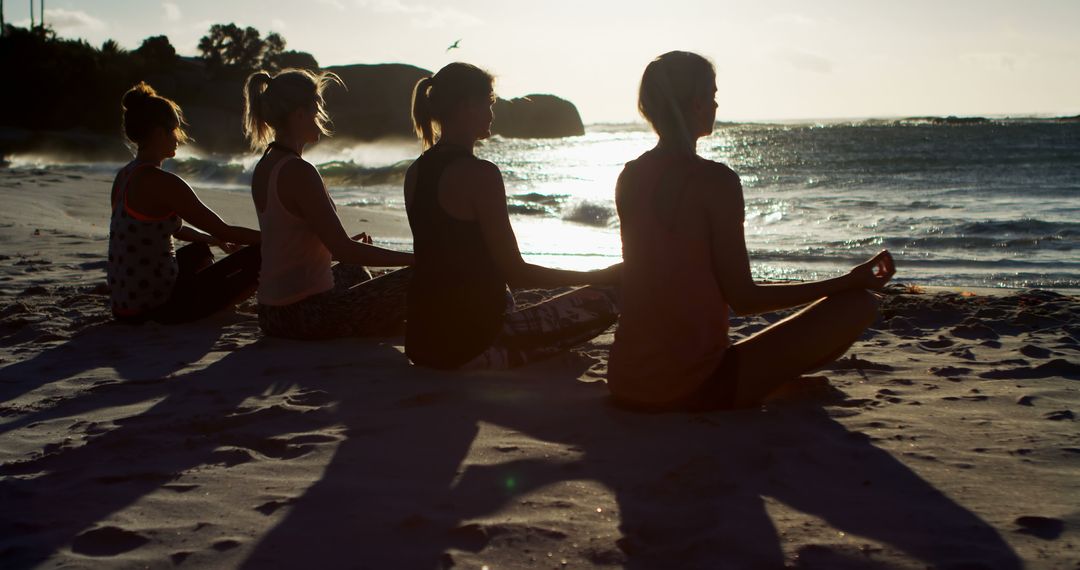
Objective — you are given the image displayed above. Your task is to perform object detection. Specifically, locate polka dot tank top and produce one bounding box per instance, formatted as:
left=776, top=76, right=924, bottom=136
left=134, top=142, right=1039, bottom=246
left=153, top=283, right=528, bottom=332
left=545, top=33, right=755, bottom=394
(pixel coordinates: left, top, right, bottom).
left=107, top=161, right=183, bottom=316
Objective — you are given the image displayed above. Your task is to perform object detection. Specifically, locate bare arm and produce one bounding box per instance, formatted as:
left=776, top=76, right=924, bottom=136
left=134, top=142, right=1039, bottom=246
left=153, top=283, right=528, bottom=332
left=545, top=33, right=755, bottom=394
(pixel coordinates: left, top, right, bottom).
left=285, top=160, right=414, bottom=267
left=173, top=225, right=214, bottom=244
left=155, top=170, right=261, bottom=246
left=468, top=160, right=619, bottom=288
left=706, top=165, right=894, bottom=316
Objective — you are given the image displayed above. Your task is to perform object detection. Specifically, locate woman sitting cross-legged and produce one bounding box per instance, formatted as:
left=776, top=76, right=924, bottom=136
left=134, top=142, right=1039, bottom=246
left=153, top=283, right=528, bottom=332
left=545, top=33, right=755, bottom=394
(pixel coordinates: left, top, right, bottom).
left=244, top=68, right=414, bottom=339
left=108, top=82, right=261, bottom=324
left=608, top=52, right=896, bottom=411
left=404, top=62, right=620, bottom=370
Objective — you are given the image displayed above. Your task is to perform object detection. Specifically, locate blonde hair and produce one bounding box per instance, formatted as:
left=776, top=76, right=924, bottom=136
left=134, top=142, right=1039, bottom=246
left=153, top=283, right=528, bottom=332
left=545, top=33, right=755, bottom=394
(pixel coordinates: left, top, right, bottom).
left=638, top=51, right=716, bottom=150
left=411, top=62, right=494, bottom=149
left=121, top=81, right=190, bottom=148
left=243, top=68, right=344, bottom=151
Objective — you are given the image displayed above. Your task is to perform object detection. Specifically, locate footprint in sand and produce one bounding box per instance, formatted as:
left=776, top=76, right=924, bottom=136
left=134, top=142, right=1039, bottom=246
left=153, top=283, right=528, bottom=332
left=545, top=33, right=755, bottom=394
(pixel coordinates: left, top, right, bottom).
left=950, top=323, right=999, bottom=340
left=70, top=526, right=149, bottom=556
left=255, top=497, right=297, bottom=515
left=1019, top=344, right=1051, bottom=359
left=950, top=347, right=975, bottom=360
left=162, top=484, right=200, bottom=493
left=213, top=539, right=241, bottom=551
left=285, top=389, right=335, bottom=407
left=942, top=395, right=989, bottom=402
left=929, top=365, right=971, bottom=378
left=828, top=355, right=893, bottom=372
left=209, top=448, right=256, bottom=467
left=979, top=359, right=1080, bottom=380
left=918, top=337, right=954, bottom=350
left=1014, top=516, right=1065, bottom=540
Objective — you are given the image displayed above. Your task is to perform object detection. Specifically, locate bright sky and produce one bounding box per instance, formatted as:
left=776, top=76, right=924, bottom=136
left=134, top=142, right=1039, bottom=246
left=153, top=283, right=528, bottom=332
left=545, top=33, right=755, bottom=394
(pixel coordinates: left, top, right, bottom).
left=9, top=0, right=1080, bottom=123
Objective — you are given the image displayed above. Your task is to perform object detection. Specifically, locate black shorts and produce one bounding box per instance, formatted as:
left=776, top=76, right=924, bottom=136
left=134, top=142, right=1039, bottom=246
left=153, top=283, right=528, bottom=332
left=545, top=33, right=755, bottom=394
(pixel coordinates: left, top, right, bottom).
left=611, top=346, right=742, bottom=413
left=116, top=243, right=260, bottom=325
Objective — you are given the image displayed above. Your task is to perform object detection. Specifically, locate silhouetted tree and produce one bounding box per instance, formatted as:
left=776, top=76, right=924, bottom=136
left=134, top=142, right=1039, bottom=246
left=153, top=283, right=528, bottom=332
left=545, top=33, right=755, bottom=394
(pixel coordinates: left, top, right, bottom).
left=0, top=24, right=104, bottom=130
left=100, top=39, right=124, bottom=56
left=0, top=23, right=336, bottom=156
left=197, top=23, right=285, bottom=76
left=270, top=50, right=319, bottom=71
left=134, top=35, right=176, bottom=69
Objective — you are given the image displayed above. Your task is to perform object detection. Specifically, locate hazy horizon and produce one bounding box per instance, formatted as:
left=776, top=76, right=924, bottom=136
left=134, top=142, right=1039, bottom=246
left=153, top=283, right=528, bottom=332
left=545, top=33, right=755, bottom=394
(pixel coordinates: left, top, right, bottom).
left=7, top=0, right=1079, bottom=123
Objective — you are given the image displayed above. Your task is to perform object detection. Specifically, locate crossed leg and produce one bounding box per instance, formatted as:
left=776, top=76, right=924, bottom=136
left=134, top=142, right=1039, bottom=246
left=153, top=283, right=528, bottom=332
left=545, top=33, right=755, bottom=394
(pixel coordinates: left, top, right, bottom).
left=730, top=289, right=880, bottom=408
left=462, top=286, right=619, bottom=370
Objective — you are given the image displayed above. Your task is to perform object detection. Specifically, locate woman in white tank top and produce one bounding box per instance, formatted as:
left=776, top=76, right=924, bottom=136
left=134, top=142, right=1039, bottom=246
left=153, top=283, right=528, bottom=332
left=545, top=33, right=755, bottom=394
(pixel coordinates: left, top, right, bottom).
left=243, top=68, right=414, bottom=339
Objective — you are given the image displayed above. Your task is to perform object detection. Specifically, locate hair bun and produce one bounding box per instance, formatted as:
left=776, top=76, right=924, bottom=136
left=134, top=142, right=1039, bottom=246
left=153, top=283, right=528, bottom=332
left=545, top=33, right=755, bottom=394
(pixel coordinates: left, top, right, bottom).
left=122, top=82, right=158, bottom=111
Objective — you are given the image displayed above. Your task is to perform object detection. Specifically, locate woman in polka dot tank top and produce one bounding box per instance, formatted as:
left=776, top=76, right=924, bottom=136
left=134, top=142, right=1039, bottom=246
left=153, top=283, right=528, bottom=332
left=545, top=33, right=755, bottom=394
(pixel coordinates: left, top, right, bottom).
left=107, top=82, right=262, bottom=324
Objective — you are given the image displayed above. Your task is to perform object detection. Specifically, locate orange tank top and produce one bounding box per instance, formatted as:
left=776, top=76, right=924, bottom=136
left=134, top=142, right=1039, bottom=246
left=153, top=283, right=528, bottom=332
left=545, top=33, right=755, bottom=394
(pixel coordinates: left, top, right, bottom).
left=608, top=152, right=730, bottom=405
left=255, top=156, right=335, bottom=305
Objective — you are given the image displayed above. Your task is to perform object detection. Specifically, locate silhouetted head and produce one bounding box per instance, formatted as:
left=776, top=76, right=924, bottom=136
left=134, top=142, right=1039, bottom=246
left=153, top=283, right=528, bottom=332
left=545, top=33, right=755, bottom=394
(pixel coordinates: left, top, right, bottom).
left=639, top=51, right=717, bottom=151
left=121, top=82, right=189, bottom=156
left=411, top=62, right=495, bottom=149
left=243, top=68, right=343, bottom=151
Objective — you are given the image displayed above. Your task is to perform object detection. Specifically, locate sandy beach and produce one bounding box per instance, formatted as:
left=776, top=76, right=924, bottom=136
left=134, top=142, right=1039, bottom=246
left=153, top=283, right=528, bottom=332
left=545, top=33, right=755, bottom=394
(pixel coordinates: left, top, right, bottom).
left=1, top=165, right=1078, bottom=569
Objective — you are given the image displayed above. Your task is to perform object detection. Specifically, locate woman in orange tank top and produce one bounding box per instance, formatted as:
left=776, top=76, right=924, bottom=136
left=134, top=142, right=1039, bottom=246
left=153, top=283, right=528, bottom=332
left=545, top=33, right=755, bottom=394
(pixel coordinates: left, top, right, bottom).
left=609, top=52, right=896, bottom=411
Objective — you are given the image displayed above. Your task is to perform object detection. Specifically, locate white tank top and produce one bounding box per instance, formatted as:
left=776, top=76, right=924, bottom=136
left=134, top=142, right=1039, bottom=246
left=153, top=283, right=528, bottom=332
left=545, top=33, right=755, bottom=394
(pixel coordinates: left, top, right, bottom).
left=255, top=157, right=335, bottom=305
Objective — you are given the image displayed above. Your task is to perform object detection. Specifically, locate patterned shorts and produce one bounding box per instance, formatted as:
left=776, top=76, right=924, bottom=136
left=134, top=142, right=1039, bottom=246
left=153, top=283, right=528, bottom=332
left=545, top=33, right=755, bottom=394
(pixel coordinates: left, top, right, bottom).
left=460, top=285, right=619, bottom=370
left=258, top=265, right=411, bottom=339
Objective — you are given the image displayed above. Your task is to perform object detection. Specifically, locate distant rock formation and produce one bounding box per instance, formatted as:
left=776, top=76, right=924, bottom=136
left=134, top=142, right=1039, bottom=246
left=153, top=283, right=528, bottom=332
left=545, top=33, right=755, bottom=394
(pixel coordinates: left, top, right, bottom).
left=900, top=116, right=989, bottom=125
left=492, top=95, right=585, bottom=138
left=324, top=66, right=586, bottom=141
left=323, top=63, right=432, bottom=141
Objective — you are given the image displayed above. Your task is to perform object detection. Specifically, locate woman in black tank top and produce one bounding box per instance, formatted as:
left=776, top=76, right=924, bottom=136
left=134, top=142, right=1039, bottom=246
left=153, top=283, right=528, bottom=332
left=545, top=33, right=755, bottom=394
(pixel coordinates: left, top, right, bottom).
left=403, top=63, right=621, bottom=370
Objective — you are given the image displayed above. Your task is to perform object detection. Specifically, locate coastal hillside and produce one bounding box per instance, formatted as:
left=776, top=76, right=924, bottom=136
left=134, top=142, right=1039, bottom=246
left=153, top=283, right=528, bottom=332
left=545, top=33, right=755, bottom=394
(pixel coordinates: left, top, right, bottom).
left=0, top=24, right=586, bottom=159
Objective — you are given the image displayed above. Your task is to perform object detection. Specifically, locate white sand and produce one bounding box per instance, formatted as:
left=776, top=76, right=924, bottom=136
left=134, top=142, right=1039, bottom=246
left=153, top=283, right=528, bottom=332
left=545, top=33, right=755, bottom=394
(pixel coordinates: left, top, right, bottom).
left=0, top=165, right=1077, bottom=569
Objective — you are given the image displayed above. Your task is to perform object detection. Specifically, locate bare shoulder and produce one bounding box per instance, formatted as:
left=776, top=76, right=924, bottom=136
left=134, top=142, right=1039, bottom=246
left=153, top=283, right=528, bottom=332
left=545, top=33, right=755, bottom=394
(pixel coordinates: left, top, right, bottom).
left=139, top=166, right=190, bottom=194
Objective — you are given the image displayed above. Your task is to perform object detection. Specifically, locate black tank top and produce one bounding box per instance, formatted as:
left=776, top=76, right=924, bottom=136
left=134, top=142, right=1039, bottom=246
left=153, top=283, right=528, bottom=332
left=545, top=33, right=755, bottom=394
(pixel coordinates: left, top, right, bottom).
left=405, top=147, right=506, bottom=368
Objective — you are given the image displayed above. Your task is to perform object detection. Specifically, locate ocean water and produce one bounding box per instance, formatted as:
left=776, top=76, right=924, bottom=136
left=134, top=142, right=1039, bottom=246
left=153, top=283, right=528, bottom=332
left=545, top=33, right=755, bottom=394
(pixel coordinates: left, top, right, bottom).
left=332, top=119, right=1080, bottom=291
left=19, top=119, right=1080, bottom=291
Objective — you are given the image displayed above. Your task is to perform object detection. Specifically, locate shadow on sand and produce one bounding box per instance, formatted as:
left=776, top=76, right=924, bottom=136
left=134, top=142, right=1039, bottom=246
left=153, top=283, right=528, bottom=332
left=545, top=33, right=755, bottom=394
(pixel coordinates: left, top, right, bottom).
left=0, top=326, right=1020, bottom=569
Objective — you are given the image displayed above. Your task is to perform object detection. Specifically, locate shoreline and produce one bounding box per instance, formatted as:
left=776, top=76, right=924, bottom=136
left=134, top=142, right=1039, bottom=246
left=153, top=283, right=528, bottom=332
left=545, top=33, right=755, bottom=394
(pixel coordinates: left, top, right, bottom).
left=1, top=166, right=1078, bottom=568
left=3, top=163, right=1077, bottom=293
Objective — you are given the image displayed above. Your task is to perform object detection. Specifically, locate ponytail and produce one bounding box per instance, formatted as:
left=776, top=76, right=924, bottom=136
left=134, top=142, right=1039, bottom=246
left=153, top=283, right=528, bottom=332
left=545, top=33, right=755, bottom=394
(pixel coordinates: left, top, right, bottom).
left=638, top=51, right=715, bottom=154
left=412, top=76, right=436, bottom=149
left=409, top=63, right=494, bottom=149
left=242, top=68, right=344, bottom=152
left=243, top=71, right=274, bottom=150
